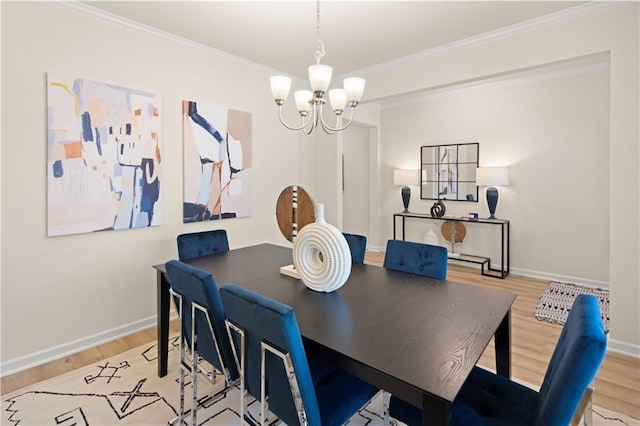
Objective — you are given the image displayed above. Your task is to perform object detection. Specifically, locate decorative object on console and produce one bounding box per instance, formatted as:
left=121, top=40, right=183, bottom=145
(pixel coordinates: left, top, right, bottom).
left=292, top=203, right=352, bottom=292
left=269, top=0, right=365, bottom=135
left=430, top=200, right=446, bottom=218
left=476, top=166, right=509, bottom=219
left=394, top=169, right=420, bottom=213
left=275, top=185, right=316, bottom=278
left=441, top=220, right=466, bottom=258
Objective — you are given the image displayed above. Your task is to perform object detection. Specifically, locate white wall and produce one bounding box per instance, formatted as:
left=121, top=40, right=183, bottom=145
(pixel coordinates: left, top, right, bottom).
left=381, top=65, right=610, bottom=283
left=367, top=3, right=639, bottom=354
left=0, top=2, right=310, bottom=370
left=1, top=1, right=637, bottom=372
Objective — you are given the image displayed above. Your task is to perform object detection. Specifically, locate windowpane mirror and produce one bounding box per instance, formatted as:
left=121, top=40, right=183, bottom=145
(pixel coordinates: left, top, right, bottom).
left=420, top=142, right=479, bottom=201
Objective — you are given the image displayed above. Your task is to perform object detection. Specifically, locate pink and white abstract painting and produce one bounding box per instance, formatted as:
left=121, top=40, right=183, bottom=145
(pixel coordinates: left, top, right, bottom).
left=182, top=100, right=252, bottom=222
left=47, top=73, right=161, bottom=236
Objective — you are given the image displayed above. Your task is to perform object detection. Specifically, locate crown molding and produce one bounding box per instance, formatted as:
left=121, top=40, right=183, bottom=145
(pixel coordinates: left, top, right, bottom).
left=352, top=1, right=622, bottom=79
left=46, top=0, right=302, bottom=82
left=380, top=58, right=610, bottom=109
left=49, top=0, right=619, bottom=90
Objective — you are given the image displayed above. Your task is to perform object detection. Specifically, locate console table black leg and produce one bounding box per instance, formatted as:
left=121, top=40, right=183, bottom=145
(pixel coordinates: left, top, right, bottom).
left=393, top=216, right=397, bottom=240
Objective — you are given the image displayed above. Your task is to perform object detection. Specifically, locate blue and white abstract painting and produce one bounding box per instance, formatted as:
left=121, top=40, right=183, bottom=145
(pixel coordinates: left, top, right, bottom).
left=47, top=73, right=162, bottom=236
left=182, top=100, right=252, bottom=222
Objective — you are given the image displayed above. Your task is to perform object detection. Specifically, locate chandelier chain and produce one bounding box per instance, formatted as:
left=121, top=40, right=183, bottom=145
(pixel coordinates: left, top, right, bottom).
left=314, top=0, right=325, bottom=64
left=269, top=0, right=364, bottom=134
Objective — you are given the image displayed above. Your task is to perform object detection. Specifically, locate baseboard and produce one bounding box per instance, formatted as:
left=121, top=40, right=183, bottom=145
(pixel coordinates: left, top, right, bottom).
left=607, top=338, right=640, bottom=358
left=509, top=266, right=609, bottom=289
left=0, top=316, right=157, bottom=377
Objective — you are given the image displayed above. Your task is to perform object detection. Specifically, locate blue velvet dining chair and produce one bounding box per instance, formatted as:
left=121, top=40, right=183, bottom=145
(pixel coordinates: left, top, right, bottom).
left=383, top=239, right=448, bottom=280
left=220, top=284, right=379, bottom=426
left=387, top=294, right=608, bottom=426
left=164, top=260, right=239, bottom=425
left=342, top=232, right=367, bottom=264
left=176, top=229, right=229, bottom=261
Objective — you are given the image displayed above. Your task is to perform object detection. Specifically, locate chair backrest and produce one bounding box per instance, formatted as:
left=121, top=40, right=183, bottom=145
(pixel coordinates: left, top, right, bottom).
left=220, top=284, right=321, bottom=426
left=532, top=294, right=607, bottom=426
left=164, top=260, right=238, bottom=380
left=383, top=239, right=448, bottom=280
left=342, top=232, right=367, bottom=264
left=176, top=229, right=229, bottom=261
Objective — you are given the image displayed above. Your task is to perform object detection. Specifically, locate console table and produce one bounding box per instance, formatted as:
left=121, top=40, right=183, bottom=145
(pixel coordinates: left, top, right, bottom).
left=393, top=212, right=510, bottom=279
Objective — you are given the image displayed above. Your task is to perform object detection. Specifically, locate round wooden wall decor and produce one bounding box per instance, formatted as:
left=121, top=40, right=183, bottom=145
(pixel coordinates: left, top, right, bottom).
left=441, top=220, right=466, bottom=244
left=275, top=185, right=316, bottom=243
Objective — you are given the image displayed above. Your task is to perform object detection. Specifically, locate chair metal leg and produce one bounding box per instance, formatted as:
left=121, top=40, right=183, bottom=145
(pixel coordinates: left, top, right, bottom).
left=169, top=290, right=239, bottom=425
left=226, top=320, right=253, bottom=425
left=169, top=291, right=188, bottom=426
left=262, top=341, right=307, bottom=426
left=571, top=385, right=594, bottom=426
left=190, top=304, right=199, bottom=426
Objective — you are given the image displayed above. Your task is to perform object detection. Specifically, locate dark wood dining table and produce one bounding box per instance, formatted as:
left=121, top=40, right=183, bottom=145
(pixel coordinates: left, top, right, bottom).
left=153, top=243, right=516, bottom=426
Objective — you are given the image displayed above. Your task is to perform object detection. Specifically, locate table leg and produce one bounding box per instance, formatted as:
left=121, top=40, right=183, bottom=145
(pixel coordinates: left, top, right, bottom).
left=157, top=270, right=170, bottom=377
left=422, top=394, right=448, bottom=426
left=495, top=309, right=512, bottom=378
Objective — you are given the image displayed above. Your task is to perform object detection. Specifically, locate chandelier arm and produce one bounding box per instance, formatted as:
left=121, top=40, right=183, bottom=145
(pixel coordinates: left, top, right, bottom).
left=303, top=120, right=315, bottom=135
left=277, top=105, right=312, bottom=131
left=318, top=109, right=337, bottom=135
left=318, top=105, right=355, bottom=133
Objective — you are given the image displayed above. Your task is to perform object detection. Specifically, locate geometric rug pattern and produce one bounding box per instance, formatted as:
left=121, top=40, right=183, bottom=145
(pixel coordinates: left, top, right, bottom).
left=535, top=280, right=610, bottom=332
left=2, top=337, right=385, bottom=425
left=3, top=336, right=636, bottom=425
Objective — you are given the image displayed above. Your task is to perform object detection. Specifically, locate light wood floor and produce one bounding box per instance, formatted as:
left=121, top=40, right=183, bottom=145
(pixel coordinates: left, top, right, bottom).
left=2, top=252, right=639, bottom=420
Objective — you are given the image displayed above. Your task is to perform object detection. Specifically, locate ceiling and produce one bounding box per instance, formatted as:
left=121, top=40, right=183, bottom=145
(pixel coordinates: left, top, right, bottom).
left=83, top=1, right=587, bottom=80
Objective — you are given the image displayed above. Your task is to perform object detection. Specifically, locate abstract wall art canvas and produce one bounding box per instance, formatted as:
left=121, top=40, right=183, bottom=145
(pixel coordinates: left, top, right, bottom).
left=47, top=73, right=161, bottom=236
left=182, top=100, right=252, bottom=222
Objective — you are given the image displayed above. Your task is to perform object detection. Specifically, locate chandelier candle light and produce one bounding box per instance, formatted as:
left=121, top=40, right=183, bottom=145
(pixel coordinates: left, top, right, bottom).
left=269, top=1, right=365, bottom=135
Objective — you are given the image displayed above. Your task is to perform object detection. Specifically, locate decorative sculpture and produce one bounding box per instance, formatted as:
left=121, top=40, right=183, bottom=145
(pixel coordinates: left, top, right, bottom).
left=275, top=185, right=316, bottom=278
left=292, top=203, right=352, bottom=292
left=430, top=200, right=446, bottom=218
left=441, top=220, right=466, bottom=258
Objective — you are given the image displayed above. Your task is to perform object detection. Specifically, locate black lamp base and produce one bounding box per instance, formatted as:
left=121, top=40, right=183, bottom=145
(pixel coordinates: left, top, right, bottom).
left=401, top=186, right=411, bottom=213
left=486, top=186, right=499, bottom=219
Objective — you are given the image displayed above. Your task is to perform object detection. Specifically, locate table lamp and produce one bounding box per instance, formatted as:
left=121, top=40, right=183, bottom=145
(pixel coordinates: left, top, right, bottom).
left=476, top=167, right=509, bottom=219
left=394, top=169, right=419, bottom=213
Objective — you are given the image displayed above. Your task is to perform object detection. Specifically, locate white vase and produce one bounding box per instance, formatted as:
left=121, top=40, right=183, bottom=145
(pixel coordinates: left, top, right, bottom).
left=292, top=203, right=352, bottom=292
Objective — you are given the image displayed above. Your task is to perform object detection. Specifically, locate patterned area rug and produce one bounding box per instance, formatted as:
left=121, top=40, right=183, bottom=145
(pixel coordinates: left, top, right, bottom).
left=3, top=336, right=635, bottom=425
left=535, top=281, right=610, bottom=332
left=2, top=336, right=384, bottom=425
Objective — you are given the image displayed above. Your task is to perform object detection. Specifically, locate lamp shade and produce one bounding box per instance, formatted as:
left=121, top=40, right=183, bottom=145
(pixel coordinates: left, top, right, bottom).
left=294, top=90, right=312, bottom=115
left=309, top=64, right=332, bottom=93
left=329, top=89, right=347, bottom=112
left=270, top=76, right=291, bottom=102
left=344, top=77, right=366, bottom=103
left=393, top=169, right=420, bottom=186
left=476, top=167, right=509, bottom=187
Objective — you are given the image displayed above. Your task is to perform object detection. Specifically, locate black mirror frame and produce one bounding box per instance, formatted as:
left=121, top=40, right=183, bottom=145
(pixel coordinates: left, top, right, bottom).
left=420, top=142, right=479, bottom=202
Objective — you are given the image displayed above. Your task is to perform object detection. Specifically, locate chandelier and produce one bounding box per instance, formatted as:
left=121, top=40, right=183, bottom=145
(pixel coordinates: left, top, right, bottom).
left=269, top=1, right=366, bottom=135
